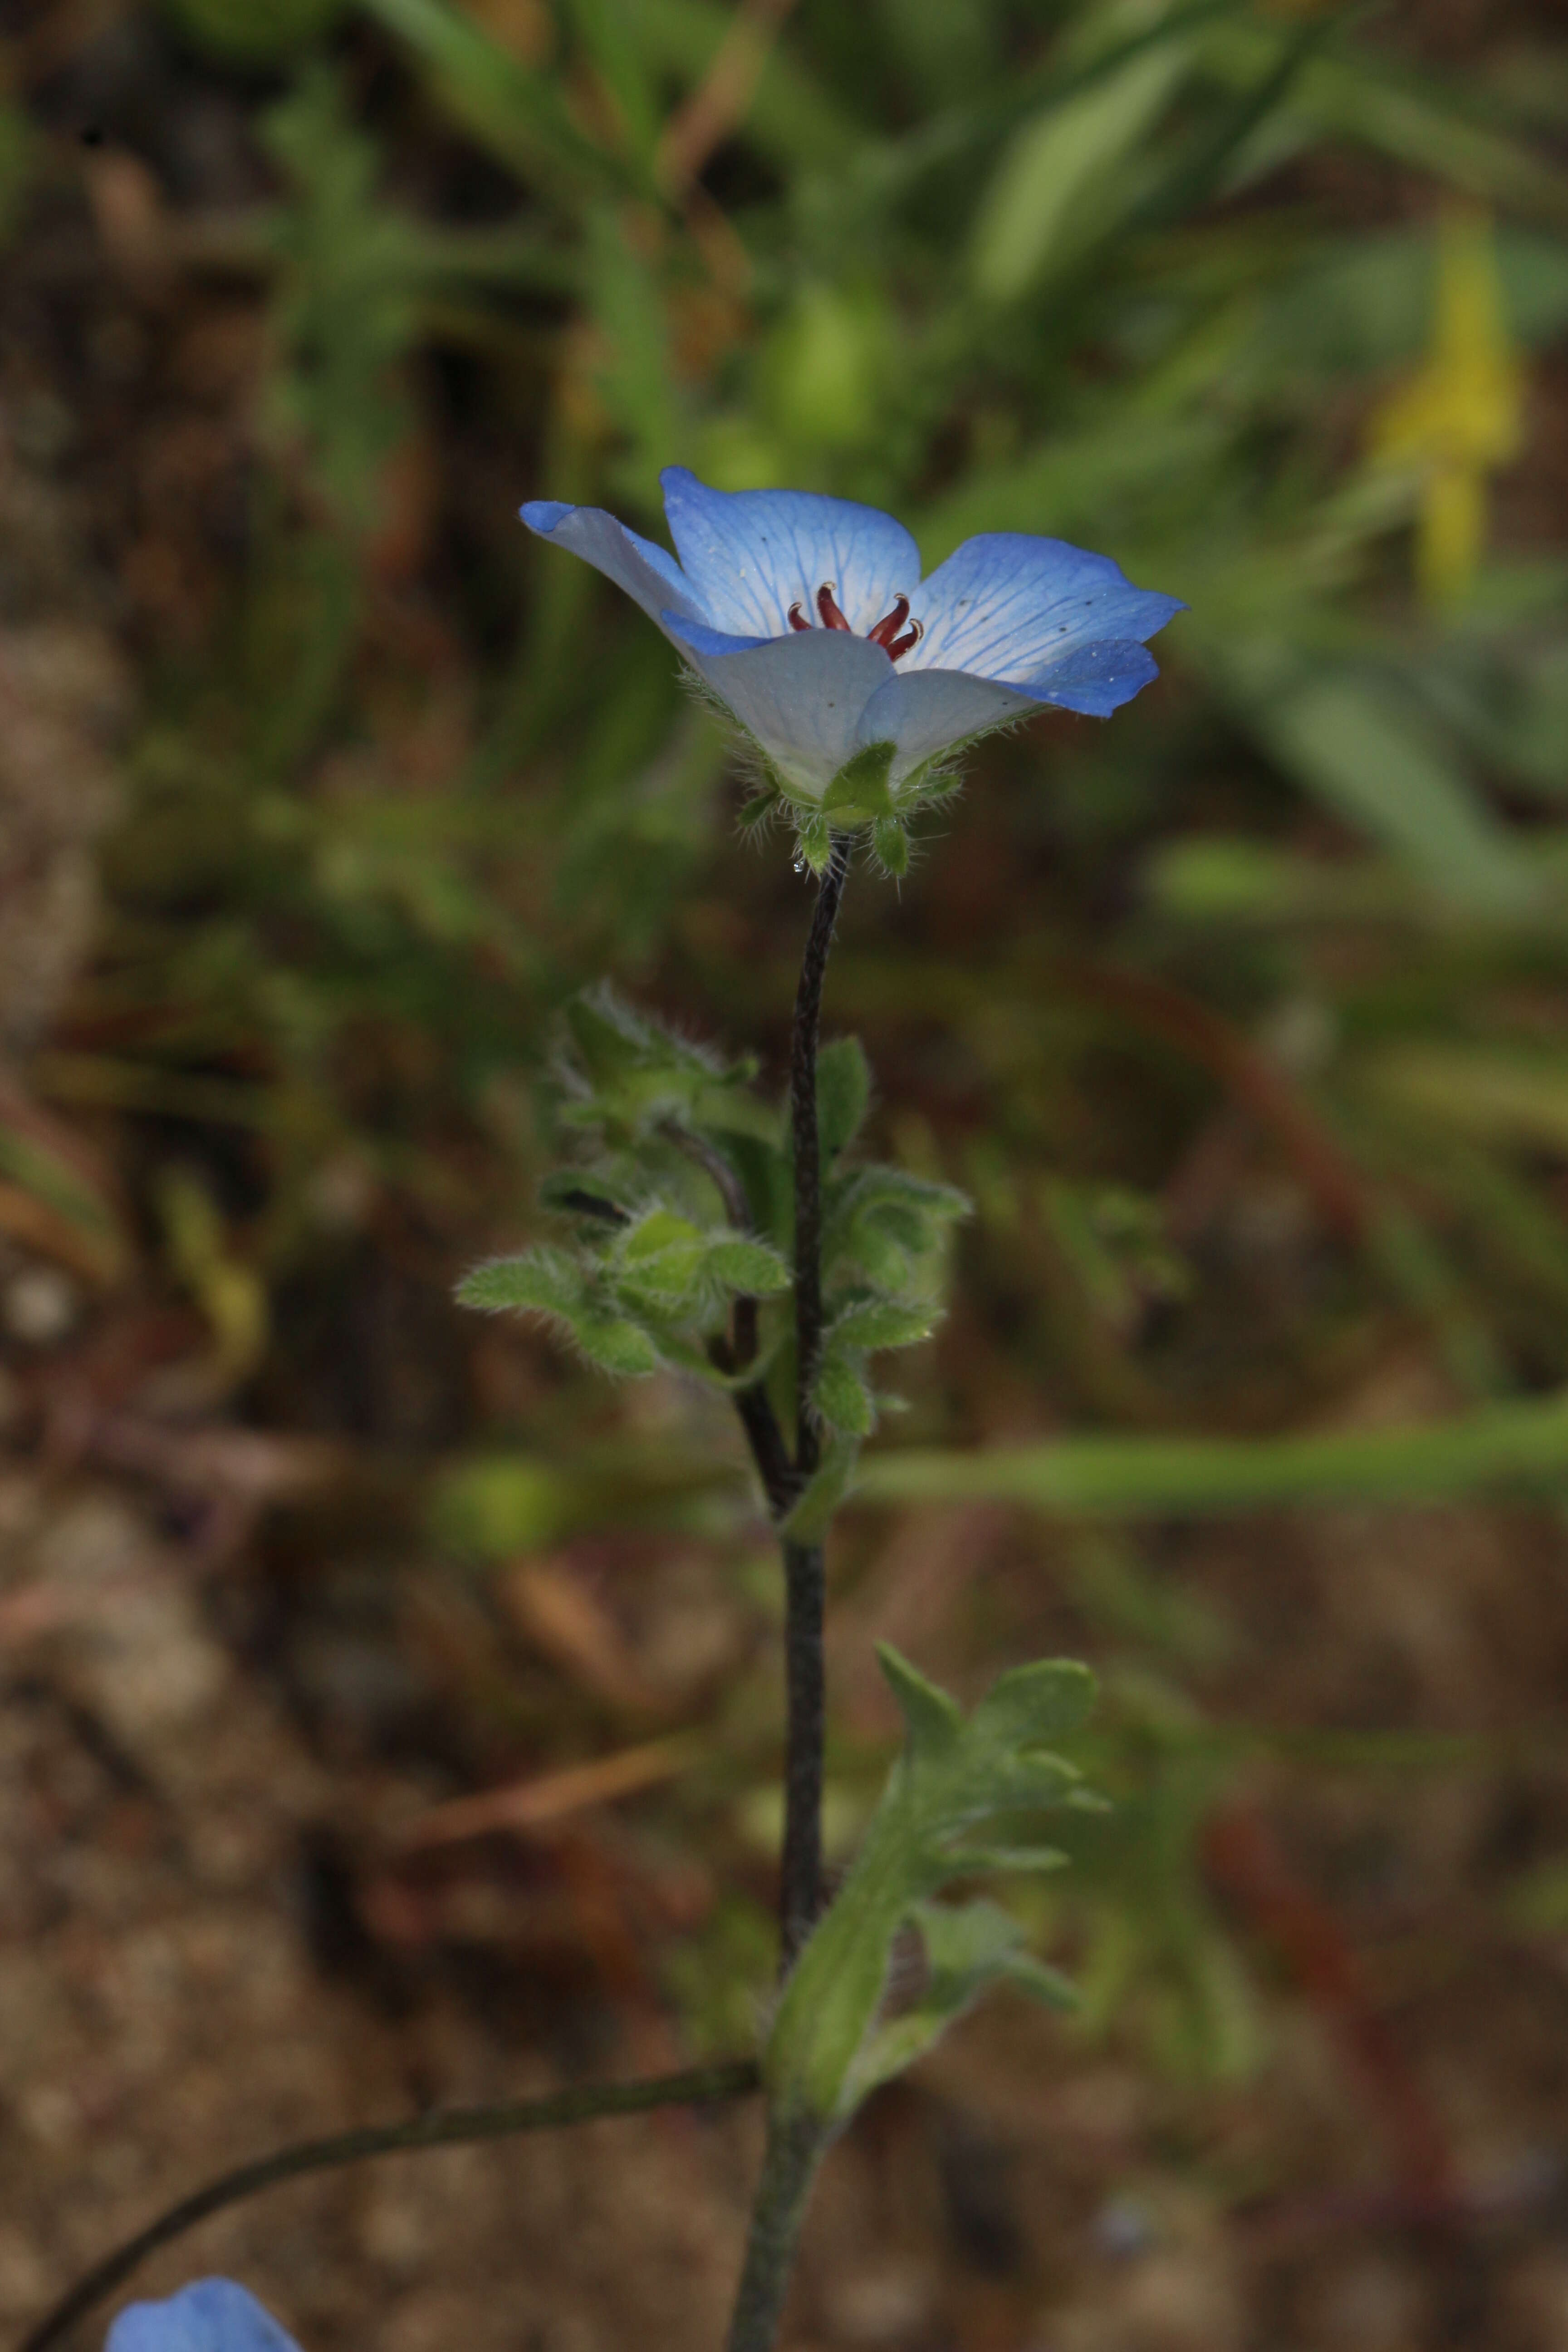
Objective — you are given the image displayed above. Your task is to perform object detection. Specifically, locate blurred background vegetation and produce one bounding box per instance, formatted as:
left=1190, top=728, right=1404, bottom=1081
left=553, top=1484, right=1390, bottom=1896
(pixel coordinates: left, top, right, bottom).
left=5, top=0, right=1568, bottom=2344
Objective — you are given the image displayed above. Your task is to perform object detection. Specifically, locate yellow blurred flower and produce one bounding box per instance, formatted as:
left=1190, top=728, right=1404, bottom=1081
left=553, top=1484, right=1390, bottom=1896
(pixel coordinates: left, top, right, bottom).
left=1367, top=206, right=1525, bottom=610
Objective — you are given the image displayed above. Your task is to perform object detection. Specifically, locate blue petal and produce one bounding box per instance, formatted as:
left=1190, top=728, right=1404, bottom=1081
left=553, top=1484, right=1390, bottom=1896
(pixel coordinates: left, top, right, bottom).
left=1028, top=638, right=1161, bottom=717
left=519, top=501, right=704, bottom=633
left=908, top=533, right=1183, bottom=685
left=107, top=2281, right=304, bottom=2352
left=661, top=469, right=921, bottom=642
left=685, top=630, right=894, bottom=800
left=855, top=668, right=1039, bottom=786
left=663, top=612, right=774, bottom=658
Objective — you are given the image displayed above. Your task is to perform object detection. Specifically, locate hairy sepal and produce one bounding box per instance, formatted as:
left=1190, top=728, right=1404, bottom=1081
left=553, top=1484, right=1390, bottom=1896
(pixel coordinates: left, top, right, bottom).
left=821, top=740, right=896, bottom=823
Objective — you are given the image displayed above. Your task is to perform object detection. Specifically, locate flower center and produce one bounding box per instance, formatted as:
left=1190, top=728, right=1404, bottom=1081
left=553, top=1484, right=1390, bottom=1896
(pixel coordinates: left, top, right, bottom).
left=787, top=583, right=922, bottom=661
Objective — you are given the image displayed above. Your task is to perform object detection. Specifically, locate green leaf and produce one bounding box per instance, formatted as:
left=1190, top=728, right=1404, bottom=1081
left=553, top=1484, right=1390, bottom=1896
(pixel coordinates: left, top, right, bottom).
left=456, top=1247, right=584, bottom=1316
left=877, top=1645, right=962, bottom=1762
left=813, top=1352, right=876, bottom=1437
left=622, top=1206, right=704, bottom=1259
left=777, top=1431, right=862, bottom=1542
left=705, top=1236, right=792, bottom=1294
left=766, top=1649, right=1098, bottom=2127
left=457, top=1248, right=661, bottom=1378
left=830, top=1299, right=936, bottom=1351
left=817, top=1037, right=872, bottom=1160
left=968, top=1657, right=1100, bottom=1750
left=847, top=1898, right=1077, bottom=2106
left=573, top=1315, right=662, bottom=1377
left=941, top=1846, right=1071, bottom=1876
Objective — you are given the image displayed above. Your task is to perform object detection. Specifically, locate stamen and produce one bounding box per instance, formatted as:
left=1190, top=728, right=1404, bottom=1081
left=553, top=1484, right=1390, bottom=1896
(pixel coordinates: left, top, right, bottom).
left=886, top=615, right=922, bottom=662
left=787, top=602, right=811, bottom=632
left=816, top=583, right=851, bottom=631
left=867, top=595, right=911, bottom=650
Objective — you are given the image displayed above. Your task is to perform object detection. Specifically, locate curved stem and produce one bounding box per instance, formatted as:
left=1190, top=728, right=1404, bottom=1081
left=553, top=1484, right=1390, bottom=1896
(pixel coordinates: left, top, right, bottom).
left=19, top=2061, right=759, bottom=2352
left=779, top=833, right=851, bottom=1967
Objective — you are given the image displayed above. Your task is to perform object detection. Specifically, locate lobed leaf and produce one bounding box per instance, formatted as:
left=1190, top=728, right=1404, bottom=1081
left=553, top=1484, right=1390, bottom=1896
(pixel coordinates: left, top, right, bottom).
left=766, top=1647, right=1098, bottom=2128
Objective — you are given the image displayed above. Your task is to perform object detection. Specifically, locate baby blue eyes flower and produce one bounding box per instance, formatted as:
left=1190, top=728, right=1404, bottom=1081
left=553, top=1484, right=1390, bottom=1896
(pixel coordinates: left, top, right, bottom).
left=521, top=467, right=1184, bottom=813
left=106, top=2281, right=303, bottom=2352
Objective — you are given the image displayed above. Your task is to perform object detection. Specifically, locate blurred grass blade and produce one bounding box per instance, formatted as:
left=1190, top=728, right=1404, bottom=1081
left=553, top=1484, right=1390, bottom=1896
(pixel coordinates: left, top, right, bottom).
left=1206, top=30, right=1568, bottom=223
left=858, top=1387, right=1568, bottom=1519
left=1137, top=10, right=1337, bottom=229
left=0, top=1113, right=127, bottom=1286
left=636, top=0, right=861, bottom=167
left=1252, top=673, right=1536, bottom=907
left=582, top=204, right=685, bottom=496
left=1360, top=1046, right=1568, bottom=1156
left=563, top=0, right=662, bottom=174
left=360, top=0, right=619, bottom=195
left=971, top=39, right=1189, bottom=300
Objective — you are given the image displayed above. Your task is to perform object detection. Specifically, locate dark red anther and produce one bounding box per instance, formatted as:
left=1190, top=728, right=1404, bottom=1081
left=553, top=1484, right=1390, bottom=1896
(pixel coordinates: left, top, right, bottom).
left=867, top=595, right=911, bottom=650
left=788, top=602, right=811, bottom=632
left=815, top=582, right=851, bottom=631
left=885, top=615, right=922, bottom=661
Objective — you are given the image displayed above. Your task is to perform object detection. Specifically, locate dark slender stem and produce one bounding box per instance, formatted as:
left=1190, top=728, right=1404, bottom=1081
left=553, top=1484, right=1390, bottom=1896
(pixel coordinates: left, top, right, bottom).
left=778, top=833, right=851, bottom=1967
left=778, top=1534, right=825, bottom=1965
left=18, top=2062, right=759, bottom=2352
left=724, top=2110, right=827, bottom=2352
left=733, top=1380, right=796, bottom=1518
left=790, top=836, right=851, bottom=1475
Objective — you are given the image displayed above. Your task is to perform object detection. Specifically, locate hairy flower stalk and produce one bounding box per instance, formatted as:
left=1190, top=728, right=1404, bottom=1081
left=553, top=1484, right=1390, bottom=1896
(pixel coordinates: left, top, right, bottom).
left=780, top=831, right=852, bottom=1964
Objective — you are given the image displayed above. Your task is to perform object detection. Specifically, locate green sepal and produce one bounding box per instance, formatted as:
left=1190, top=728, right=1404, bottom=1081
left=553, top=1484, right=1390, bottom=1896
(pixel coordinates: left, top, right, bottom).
left=822, top=739, right=896, bottom=821
left=816, top=1036, right=872, bottom=1160
left=872, top=815, right=909, bottom=877
left=796, top=813, right=834, bottom=873
left=737, top=790, right=777, bottom=830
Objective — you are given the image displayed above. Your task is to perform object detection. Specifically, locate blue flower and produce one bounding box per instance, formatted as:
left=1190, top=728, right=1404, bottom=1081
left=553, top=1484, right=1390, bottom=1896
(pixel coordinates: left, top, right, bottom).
left=106, top=2281, right=303, bottom=2352
left=521, top=469, right=1183, bottom=809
